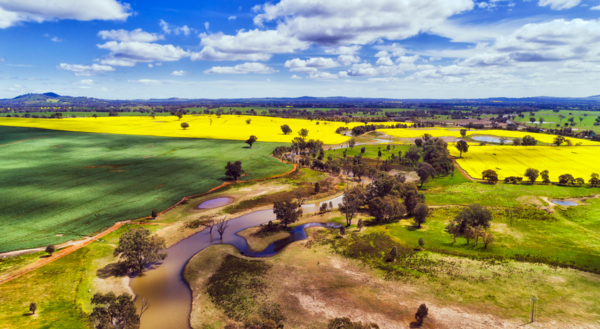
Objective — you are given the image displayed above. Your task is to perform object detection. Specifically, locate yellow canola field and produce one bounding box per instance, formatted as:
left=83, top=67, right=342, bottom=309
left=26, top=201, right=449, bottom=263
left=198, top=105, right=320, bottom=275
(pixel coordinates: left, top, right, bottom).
left=449, top=145, right=600, bottom=182
left=380, top=128, right=600, bottom=146
left=0, top=115, right=403, bottom=144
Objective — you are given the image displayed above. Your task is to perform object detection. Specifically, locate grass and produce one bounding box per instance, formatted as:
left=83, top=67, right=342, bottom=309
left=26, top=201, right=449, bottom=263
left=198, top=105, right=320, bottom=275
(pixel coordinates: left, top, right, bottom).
left=0, top=126, right=291, bottom=252
left=424, top=180, right=599, bottom=206
left=0, top=114, right=389, bottom=144
left=186, top=226, right=600, bottom=327
left=0, top=251, right=47, bottom=278
left=510, top=109, right=600, bottom=133
left=0, top=224, right=157, bottom=329
left=325, top=143, right=413, bottom=161
left=373, top=204, right=600, bottom=272
left=450, top=145, right=600, bottom=182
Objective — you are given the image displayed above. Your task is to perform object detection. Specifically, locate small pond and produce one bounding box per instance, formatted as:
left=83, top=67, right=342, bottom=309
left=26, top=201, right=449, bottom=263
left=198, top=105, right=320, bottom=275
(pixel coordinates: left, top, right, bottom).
left=472, top=136, right=512, bottom=144
left=551, top=200, right=578, bottom=206
left=196, top=197, right=233, bottom=209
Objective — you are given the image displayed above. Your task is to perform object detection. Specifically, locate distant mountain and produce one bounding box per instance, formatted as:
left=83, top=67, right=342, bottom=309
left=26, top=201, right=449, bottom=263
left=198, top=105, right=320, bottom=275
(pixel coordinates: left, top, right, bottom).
left=2, top=92, right=600, bottom=107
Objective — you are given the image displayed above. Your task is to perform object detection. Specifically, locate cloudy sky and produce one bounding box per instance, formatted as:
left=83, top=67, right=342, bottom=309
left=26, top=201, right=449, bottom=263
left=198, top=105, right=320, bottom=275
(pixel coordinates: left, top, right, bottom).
left=1, top=0, right=600, bottom=99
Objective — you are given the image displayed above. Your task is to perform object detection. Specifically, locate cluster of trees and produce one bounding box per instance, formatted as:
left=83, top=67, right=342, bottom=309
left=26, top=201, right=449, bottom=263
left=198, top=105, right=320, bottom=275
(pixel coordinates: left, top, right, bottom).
left=483, top=167, right=599, bottom=187
left=512, top=135, right=537, bottom=146
left=339, top=171, right=429, bottom=227
left=447, top=204, right=495, bottom=248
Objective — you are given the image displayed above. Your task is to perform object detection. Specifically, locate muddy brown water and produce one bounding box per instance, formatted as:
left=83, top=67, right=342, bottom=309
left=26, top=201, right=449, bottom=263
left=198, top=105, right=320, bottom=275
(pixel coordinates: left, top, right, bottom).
left=131, top=194, right=344, bottom=329
left=195, top=197, right=233, bottom=209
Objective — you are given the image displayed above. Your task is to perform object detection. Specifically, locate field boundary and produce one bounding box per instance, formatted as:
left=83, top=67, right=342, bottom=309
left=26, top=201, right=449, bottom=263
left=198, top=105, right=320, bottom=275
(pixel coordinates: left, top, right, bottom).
left=0, top=159, right=297, bottom=286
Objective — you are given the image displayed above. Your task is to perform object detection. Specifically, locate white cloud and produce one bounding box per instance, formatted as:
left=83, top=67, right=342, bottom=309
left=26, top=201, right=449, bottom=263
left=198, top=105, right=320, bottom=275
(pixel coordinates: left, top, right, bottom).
left=77, top=79, right=94, bottom=85
left=193, top=29, right=309, bottom=61
left=462, top=19, right=600, bottom=67
left=308, top=71, right=340, bottom=80
left=376, top=57, right=394, bottom=66
left=128, top=79, right=166, bottom=86
left=228, top=16, right=236, bottom=20
left=284, top=57, right=340, bottom=74
left=171, top=70, right=191, bottom=76
left=367, top=77, right=400, bottom=82
left=591, top=5, right=600, bottom=10
left=325, top=46, right=362, bottom=55
left=203, top=62, right=278, bottom=74
left=291, top=75, right=302, bottom=79
left=538, top=0, right=580, bottom=10
left=97, top=41, right=190, bottom=63
left=159, top=20, right=195, bottom=36
left=98, top=29, right=164, bottom=42
left=51, top=36, right=62, bottom=42
left=98, top=58, right=136, bottom=67
left=337, top=55, right=360, bottom=66
left=57, top=63, right=115, bottom=76
left=155, top=62, right=163, bottom=66
left=204, top=22, right=209, bottom=30
left=148, top=64, right=153, bottom=68
left=253, top=0, right=473, bottom=46
left=0, top=57, right=5, bottom=62
left=0, top=0, right=132, bottom=29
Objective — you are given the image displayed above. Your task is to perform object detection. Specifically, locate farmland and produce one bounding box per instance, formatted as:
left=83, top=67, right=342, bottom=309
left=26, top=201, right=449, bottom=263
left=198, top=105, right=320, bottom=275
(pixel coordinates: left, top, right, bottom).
left=450, top=145, right=600, bottom=181
left=379, top=127, right=600, bottom=145
left=0, top=116, right=397, bottom=144
left=0, top=126, right=291, bottom=252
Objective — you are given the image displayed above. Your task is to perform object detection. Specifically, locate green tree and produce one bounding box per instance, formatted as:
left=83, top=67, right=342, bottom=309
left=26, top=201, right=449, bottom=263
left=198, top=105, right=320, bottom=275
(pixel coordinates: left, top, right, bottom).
left=539, top=117, right=544, bottom=126
left=273, top=200, right=303, bottom=227
left=176, top=112, right=183, bottom=120
left=357, top=219, right=364, bottom=231
left=216, top=109, right=223, bottom=118
left=360, top=147, right=366, bottom=154
left=418, top=237, right=424, bottom=248
left=348, top=139, right=356, bottom=149
left=575, top=177, right=585, bottom=186
left=151, top=209, right=157, bottom=220
left=416, top=162, right=436, bottom=188
left=524, top=168, right=539, bottom=184
left=280, top=124, right=292, bottom=135
left=90, top=292, right=140, bottom=329
left=93, top=114, right=98, bottom=119
left=369, top=195, right=405, bottom=223
left=482, top=169, right=498, bottom=184
left=454, top=140, right=469, bottom=158
left=454, top=204, right=492, bottom=234
left=553, top=135, right=566, bottom=146
left=113, top=227, right=167, bottom=274
left=589, top=173, right=600, bottom=187
left=314, top=182, right=320, bottom=193
left=522, top=135, right=537, bottom=146
left=414, top=203, right=429, bottom=228
left=339, top=185, right=366, bottom=226
left=45, top=244, right=56, bottom=256
left=29, top=302, right=36, bottom=315
left=298, top=128, right=309, bottom=140
left=460, top=129, right=467, bottom=138
left=559, top=173, right=574, bottom=185
left=513, top=138, right=522, bottom=146
left=415, top=304, right=428, bottom=325
left=224, top=161, right=244, bottom=180
left=245, top=135, right=258, bottom=148
left=180, top=122, right=189, bottom=130
left=246, top=118, right=251, bottom=125
left=541, top=170, right=551, bottom=184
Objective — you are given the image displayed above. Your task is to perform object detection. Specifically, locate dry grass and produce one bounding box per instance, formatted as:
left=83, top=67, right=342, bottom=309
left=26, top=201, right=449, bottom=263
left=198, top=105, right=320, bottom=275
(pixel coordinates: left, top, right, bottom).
left=237, top=226, right=291, bottom=252
left=185, top=224, right=600, bottom=329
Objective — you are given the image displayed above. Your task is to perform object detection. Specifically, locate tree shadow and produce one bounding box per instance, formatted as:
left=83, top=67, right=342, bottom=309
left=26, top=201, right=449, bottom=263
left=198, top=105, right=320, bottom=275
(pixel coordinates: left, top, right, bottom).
left=409, top=321, right=422, bottom=328
left=242, top=146, right=251, bottom=149
left=22, top=313, right=33, bottom=316
left=96, top=262, right=127, bottom=279
left=405, top=225, right=421, bottom=231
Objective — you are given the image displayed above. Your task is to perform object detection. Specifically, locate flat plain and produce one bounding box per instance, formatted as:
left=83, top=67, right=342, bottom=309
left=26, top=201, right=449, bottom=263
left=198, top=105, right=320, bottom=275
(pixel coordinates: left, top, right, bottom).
left=0, top=126, right=291, bottom=252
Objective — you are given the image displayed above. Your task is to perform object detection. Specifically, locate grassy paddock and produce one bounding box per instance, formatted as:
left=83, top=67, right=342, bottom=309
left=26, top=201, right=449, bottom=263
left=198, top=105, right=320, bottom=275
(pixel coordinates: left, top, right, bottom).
left=0, top=224, right=158, bottom=329
left=0, top=126, right=291, bottom=252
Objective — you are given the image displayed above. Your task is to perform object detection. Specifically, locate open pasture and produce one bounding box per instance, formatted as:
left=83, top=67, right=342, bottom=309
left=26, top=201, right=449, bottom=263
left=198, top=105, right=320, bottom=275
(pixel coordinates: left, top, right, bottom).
left=0, top=115, right=398, bottom=144
left=0, top=126, right=291, bottom=253
left=511, top=109, right=600, bottom=132
left=380, top=127, right=600, bottom=145
left=450, top=145, right=600, bottom=181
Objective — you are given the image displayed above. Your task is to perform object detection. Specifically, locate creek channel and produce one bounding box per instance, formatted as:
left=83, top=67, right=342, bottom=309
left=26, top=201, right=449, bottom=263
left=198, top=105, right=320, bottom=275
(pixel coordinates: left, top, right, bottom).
left=130, top=194, right=345, bottom=329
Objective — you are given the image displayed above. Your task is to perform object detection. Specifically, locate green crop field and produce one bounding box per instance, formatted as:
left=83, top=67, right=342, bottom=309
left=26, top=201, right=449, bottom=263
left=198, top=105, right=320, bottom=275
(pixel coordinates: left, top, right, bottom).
left=0, top=126, right=292, bottom=252
left=325, top=143, right=414, bottom=161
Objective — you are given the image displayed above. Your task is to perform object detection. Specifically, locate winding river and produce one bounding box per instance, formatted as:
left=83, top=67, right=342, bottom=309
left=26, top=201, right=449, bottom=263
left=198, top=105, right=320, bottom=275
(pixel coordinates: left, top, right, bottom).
left=130, top=194, right=345, bottom=329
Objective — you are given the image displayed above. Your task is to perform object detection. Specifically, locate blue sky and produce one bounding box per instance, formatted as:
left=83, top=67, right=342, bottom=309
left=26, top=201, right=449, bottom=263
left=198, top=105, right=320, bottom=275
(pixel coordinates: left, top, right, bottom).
left=1, top=0, right=600, bottom=99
